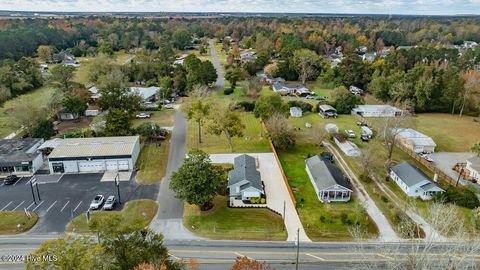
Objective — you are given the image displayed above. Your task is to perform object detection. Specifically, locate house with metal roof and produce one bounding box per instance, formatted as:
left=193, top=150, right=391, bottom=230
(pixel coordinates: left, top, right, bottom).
left=394, top=128, right=436, bottom=153
left=389, top=162, right=444, bottom=199
left=318, top=104, right=337, bottom=118
left=47, top=136, right=140, bottom=174
left=351, top=105, right=404, bottom=117
left=227, top=154, right=264, bottom=203
left=0, top=138, right=44, bottom=175
left=130, top=86, right=159, bottom=102
left=305, top=156, right=352, bottom=202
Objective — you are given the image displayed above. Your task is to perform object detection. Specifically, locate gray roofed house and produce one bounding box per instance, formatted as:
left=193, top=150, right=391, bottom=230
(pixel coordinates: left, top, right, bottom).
left=0, top=138, right=44, bottom=175
left=228, top=154, right=264, bottom=203
left=305, top=156, right=352, bottom=202
left=389, top=162, right=444, bottom=199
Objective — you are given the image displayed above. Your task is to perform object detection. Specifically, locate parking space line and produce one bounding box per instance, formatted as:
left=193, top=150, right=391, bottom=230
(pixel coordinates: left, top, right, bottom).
left=25, top=177, right=33, bottom=186
left=73, top=201, right=82, bottom=212
left=13, top=177, right=22, bottom=186
left=60, top=201, right=70, bottom=212
left=0, top=201, right=13, bottom=211
left=0, top=183, right=3, bottom=187
left=26, top=202, right=35, bottom=211
left=12, top=201, right=25, bottom=211
left=32, top=201, right=44, bottom=211
left=46, top=201, right=57, bottom=212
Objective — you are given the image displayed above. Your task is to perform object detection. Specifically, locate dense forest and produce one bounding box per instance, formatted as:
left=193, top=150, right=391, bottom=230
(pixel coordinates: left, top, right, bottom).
left=0, top=15, right=479, bottom=116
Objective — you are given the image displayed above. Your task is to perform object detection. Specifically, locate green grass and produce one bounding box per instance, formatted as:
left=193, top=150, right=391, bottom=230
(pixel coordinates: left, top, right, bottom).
left=413, top=113, right=480, bottom=152
left=277, top=143, right=378, bottom=241
left=131, top=110, right=176, bottom=128
left=136, top=142, right=170, bottom=184
left=65, top=199, right=158, bottom=234
left=187, top=112, right=270, bottom=154
left=184, top=196, right=287, bottom=241
left=0, top=211, right=38, bottom=234
left=0, top=85, right=56, bottom=138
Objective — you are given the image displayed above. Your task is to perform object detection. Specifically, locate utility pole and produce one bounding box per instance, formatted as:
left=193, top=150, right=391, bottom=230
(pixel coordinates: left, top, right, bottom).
left=34, top=178, right=41, bottom=201
left=115, top=172, right=121, bottom=204
left=295, top=228, right=300, bottom=270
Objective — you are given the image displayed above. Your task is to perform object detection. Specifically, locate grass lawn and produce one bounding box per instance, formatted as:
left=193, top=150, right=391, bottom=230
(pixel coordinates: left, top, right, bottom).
left=0, top=85, right=56, bottom=138
left=0, top=211, right=38, bottom=234
left=184, top=196, right=287, bottom=241
left=136, top=141, right=170, bottom=184
left=187, top=112, right=270, bottom=154
left=277, top=143, right=378, bottom=241
left=65, top=199, right=158, bottom=234
left=132, top=109, right=176, bottom=128
left=413, top=113, right=480, bottom=152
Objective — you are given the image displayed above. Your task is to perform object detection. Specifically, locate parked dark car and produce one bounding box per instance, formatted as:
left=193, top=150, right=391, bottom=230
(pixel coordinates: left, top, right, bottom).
left=3, top=175, right=19, bottom=185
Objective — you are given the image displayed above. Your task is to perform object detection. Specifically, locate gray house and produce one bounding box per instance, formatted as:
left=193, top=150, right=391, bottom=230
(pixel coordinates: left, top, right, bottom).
left=305, top=156, right=352, bottom=202
left=390, top=162, right=444, bottom=199
left=228, top=155, right=264, bottom=203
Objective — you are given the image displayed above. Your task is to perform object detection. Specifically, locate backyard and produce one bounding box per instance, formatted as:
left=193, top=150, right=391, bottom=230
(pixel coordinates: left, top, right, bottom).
left=131, top=109, right=176, bottom=128
left=183, top=196, right=287, bottom=241
left=187, top=112, right=270, bottom=153
left=65, top=199, right=158, bottom=234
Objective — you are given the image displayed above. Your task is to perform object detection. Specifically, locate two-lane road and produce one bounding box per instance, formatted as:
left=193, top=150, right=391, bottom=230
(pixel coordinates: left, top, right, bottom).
left=209, top=39, right=224, bottom=91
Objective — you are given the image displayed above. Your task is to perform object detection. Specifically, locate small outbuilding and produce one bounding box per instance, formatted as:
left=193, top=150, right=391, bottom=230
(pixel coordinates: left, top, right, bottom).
left=333, top=134, right=361, bottom=157
left=290, top=107, right=303, bottom=118
left=325, top=123, right=339, bottom=134
left=318, top=105, right=337, bottom=119
left=305, top=156, right=352, bottom=202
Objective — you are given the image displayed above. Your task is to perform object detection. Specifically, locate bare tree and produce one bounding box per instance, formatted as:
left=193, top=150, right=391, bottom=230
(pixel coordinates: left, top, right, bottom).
left=265, top=113, right=297, bottom=150
left=460, top=70, right=480, bottom=117
left=377, top=108, right=413, bottom=166
left=352, top=202, right=480, bottom=270
left=293, top=49, right=321, bottom=85
left=310, top=123, right=327, bottom=147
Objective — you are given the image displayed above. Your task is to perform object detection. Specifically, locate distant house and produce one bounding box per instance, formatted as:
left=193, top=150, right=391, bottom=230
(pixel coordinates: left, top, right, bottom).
left=305, top=156, right=352, bottom=202
left=130, top=86, right=159, bottom=103
left=395, top=128, right=436, bottom=153
left=389, top=162, right=444, bottom=199
left=362, top=53, right=377, bottom=63
left=88, top=86, right=101, bottom=102
left=330, top=58, right=342, bottom=68
left=351, top=105, right=404, bottom=118
left=228, top=155, right=265, bottom=204
left=290, top=107, right=303, bottom=118
left=463, top=41, right=478, bottom=49
left=318, top=105, right=337, bottom=119
left=59, top=110, right=80, bottom=121
left=240, top=50, right=257, bottom=64
left=52, top=51, right=75, bottom=63
left=85, top=105, right=100, bottom=116
left=466, top=156, right=480, bottom=182
left=272, top=83, right=311, bottom=96
left=355, top=46, right=368, bottom=54
left=349, top=86, right=364, bottom=96
left=257, top=72, right=285, bottom=85
left=396, top=45, right=417, bottom=51
left=173, top=53, right=190, bottom=65
left=63, top=60, right=80, bottom=68
left=333, top=134, right=361, bottom=157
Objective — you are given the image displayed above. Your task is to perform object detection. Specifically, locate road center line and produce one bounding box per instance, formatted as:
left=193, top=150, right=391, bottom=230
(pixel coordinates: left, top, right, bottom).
left=168, top=253, right=181, bottom=260
left=46, top=201, right=57, bottom=212
left=306, top=253, right=326, bottom=261
left=377, top=253, right=394, bottom=260
left=60, top=201, right=70, bottom=212
left=0, top=201, right=13, bottom=211
left=13, top=177, right=22, bottom=186
left=32, top=201, right=44, bottom=211
left=26, top=202, right=35, bottom=210
left=12, top=201, right=25, bottom=211
left=73, top=201, right=82, bottom=212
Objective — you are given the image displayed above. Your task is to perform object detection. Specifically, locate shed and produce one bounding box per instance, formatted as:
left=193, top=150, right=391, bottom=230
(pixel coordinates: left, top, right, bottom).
left=318, top=105, right=337, bottom=119
left=333, top=135, right=361, bottom=157
left=325, top=123, right=339, bottom=134
left=290, top=107, right=303, bottom=118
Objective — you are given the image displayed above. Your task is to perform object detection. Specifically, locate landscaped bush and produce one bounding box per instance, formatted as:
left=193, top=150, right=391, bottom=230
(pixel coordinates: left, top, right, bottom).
left=381, top=196, right=389, bottom=203
left=224, top=88, right=234, bottom=95
left=434, top=187, right=480, bottom=209
left=260, top=198, right=266, bottom=204
left=287, top=100, right=313, bottom=112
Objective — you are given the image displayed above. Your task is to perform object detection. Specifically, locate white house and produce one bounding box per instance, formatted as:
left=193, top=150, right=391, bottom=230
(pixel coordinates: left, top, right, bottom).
left=0, top=138, right=44, bottom=175
left=290, top=107, right=303, bottom=118
left=394, top=128, right=436, bottom=153
left=333, top=134, right=361, bottom=157
left=227, top=154, right=264, bottom=204
left=305, top=156, right=352, bottom=202
left=351, top=105, right=404, bottom=118
left=130, top=86, right=159, bottom=102
left=48, top=136, right=140, bottom=174
left=466, top=156, right=480, bottom=182
left=390, top=162, right=444, bottom=199
left=349, top=86, right=364, bottom=96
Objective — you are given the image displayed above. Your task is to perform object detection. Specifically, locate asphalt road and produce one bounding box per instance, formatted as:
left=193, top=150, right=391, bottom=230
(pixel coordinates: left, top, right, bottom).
left=209, top=39, right=225, bottom=91
left=1, top=237, right=478, bottom=270
left=0, top=173, right=158, bottom=234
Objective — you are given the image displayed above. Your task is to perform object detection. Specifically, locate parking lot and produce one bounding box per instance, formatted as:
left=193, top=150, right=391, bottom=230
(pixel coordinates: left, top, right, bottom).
left=0, top=173, right=159, bottom=234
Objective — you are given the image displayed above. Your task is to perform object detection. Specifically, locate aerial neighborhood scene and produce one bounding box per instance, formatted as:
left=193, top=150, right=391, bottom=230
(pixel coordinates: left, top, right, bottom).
left=0, top=1, right=479, bottom=269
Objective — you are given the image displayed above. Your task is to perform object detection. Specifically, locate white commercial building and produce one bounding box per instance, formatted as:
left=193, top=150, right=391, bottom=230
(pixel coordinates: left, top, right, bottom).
left=351, top=105, right=404, bottom=118
left=48, top=136, right=140, bottom=174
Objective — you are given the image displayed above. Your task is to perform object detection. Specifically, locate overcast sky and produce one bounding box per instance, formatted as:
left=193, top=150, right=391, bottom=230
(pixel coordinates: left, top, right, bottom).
left=0, top=0, right=479, bottom=15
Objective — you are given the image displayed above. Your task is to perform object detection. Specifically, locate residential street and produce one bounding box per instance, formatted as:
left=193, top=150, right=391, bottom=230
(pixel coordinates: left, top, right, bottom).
left=149, top=111, right=201, bottom=240
left=209, top=153, right=311, bottom=242
left=208, top=39, right=225, bottom=91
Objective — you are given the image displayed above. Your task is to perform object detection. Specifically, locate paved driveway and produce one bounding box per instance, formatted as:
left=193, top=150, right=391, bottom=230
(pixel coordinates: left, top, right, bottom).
left=209, top=153, right=311, bottom=242
left=0, top=173, right=158, bottom=234
left=430, top=152, right=476, bottom=186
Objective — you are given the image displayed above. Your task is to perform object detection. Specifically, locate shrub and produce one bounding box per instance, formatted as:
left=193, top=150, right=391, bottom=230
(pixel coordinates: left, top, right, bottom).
left=435, top=187, right=480, bottom=209
left=320, top=215, right=326, bottom=223
left=287, top=100, right=313, bottom=112
left=260, top=198, right=266, bottom=204
left=381, top=196, right=389, bottom=203
left=224, top=88, right=234, bottom=95
left=340, top=213, right=351, bottom=225
left=237, top=101, right=255, bottom=112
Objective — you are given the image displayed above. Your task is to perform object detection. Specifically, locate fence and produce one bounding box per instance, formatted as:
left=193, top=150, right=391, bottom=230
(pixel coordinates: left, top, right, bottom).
left=354, top=114, right=458, bottom=186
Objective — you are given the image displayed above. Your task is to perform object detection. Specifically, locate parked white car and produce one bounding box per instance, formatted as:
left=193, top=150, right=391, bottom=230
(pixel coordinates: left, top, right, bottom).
left=102, top=196, right=116, bottom=211
left=344, top=129, right=356, bottom=138
left=136, top=113, right=152, bottom=119
left=89, top=195, right=105, bottom=210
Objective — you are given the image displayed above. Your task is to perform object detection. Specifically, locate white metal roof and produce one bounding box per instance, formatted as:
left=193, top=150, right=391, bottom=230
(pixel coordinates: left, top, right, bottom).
left=396, top=128, right=436, bottom=147
left=48, top=136, right=139, bottom=158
